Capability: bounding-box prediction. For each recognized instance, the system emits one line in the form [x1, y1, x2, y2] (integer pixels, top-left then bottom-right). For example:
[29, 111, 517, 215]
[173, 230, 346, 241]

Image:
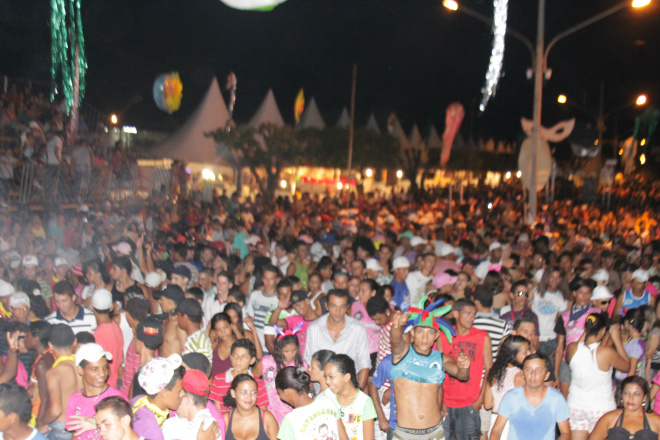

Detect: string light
[50, 0, 87, 114]
[479, 0, 508, 112]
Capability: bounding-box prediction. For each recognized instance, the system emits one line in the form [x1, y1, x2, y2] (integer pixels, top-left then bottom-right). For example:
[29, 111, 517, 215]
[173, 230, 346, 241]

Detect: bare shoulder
[647, 412, 660, 430]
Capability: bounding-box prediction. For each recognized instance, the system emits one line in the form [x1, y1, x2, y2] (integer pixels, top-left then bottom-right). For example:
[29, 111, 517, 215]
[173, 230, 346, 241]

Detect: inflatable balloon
[218, 0, 287, 11]
[153, 72, 183, 114]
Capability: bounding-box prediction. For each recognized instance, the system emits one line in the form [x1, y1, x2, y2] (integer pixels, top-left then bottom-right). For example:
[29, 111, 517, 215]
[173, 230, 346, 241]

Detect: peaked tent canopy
[409, 124, 422, 147]
[427, 126, 442, 149]
[147, 78, 231, 164]
[365, 113, 380, 133]
[250, 89, 284, 128]
[336, 107, 350, 128]
[298, 97, 326, 130]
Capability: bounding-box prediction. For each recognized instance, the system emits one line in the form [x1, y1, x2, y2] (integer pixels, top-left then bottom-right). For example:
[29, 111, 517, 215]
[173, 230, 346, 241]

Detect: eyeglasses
[515, 291, 529, 297]
[599, 300, 611, 305]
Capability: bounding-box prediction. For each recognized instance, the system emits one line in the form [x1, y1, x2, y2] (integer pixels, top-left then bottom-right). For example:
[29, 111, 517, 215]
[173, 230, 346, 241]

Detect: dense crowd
[1, 182, 660, 440]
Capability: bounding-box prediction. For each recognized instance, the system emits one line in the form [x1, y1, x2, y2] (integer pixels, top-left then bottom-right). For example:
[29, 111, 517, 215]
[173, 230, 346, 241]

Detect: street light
[557, 95, 567, 104]
[443, 0, 458, 10]
[365, 168, 373, 178]
[637, 94, 647, 106]
[445, 0, 650, 223]
[110, 114, 118, 125]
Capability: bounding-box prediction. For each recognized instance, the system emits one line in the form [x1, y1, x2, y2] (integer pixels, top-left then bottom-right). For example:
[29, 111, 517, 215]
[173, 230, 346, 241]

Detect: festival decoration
[294, 88, 305, 124]
[273, 322, 304, 341]
[479, 0, 508, 112]
[406, 297, 456, 343]
[225, 72, 237, 130]
[50, 0, 87, 115]
[441, 103, 465, 167]
[218, 0, 287, 11]
[153, 72, 183, 114]
[518, 118, 574, 192]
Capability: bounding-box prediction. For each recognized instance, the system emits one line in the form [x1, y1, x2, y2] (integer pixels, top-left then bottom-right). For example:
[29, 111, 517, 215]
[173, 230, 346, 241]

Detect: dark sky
[1, 0, 658, 141]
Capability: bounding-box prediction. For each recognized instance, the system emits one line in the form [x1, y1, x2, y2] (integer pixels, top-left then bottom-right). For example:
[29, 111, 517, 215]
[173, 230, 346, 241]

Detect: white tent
[298, 97, 326, 130]
[427, 126, 442, 149]
[250, 89, 284, 128]
[148, 78, 230, 164]
[409, 124, 422, 147]
[365, 113, 380, 133]
[389, 115, 411, 150]
[336, 107, 350, 128]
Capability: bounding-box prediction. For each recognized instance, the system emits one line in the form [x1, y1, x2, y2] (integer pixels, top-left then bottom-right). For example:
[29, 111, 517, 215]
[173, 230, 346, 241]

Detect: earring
[643, 402, 647, 407]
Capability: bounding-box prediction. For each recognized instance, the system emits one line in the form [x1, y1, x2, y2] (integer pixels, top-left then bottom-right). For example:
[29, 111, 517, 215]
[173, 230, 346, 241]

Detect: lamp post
[444, 0, 650, 223]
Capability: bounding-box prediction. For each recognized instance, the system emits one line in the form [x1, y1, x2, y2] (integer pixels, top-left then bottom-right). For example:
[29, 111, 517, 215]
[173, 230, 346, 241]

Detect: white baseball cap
[365, 258, 383, 272]
[22, 255, 39, 267]
[591, 286, 614, 301]
[0, 280, 15, 297]
[75, 343, 113, 366]
[489, 242, 502, 252]
[439, 244, 457, 257]
[138, 354, 183, 395]
[592, 269, 609, 284]
[392, 256, 411, 270]
[54, 257, 68, 268]
[632, 269, 650, 283]
[410, 236, 428, 248]
[91, 288, 113, 310]
[145, 272, 163, 289]
[9, 291, 30, 308]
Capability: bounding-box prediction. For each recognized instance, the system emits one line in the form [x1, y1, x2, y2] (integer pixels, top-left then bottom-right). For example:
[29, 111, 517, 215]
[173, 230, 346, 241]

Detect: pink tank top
[491, 366, 521, 413]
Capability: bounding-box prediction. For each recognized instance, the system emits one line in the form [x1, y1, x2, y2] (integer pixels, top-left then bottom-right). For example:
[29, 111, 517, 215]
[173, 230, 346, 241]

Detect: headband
[274, 322, 304, 341]
[405, 296, 456, 344]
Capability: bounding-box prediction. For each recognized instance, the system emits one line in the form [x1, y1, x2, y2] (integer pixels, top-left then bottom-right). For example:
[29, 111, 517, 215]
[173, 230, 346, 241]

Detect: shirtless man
[158, 284, 187, 358]
[390, 309, 470, 440]
[38, 324, 81, 440]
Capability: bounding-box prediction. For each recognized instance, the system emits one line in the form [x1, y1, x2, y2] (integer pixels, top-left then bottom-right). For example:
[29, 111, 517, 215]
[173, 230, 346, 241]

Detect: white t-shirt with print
[532, 290, 568, 341]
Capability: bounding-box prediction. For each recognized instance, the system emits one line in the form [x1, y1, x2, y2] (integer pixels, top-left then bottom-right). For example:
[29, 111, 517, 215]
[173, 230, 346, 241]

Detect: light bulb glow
[110, 114, 118, 124]
[505, 171, 511, 179]
[557, 95, 567, 104]
[637, 95, 647, 105]
[632, 0, 651, 8]
[201, 169, 215, 181]
[280, 179, 287, 188]
[641, 139, 647, 146]
[396, 170, 403, 179]
[337, 182, 343, 190]
[365, 168, 373, 178]
[443, 0, 458, 10]
[640, 153, 646, 165]
[516, 170, 522, 178]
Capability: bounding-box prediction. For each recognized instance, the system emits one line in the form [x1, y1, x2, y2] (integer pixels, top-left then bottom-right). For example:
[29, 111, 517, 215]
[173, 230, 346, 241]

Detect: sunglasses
[515, 290, 529, 297]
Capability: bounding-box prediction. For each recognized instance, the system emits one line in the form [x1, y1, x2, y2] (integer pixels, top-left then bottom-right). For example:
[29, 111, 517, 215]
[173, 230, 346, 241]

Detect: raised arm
[390, 311, 411, 363]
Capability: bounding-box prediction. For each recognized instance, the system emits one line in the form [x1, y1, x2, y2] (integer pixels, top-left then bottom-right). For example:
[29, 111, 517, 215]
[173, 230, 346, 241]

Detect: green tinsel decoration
[50, 0, 87, 114]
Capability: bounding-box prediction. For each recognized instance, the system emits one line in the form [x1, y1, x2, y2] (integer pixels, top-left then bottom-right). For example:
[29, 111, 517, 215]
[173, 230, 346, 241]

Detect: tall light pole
[444, 0, 650, 223]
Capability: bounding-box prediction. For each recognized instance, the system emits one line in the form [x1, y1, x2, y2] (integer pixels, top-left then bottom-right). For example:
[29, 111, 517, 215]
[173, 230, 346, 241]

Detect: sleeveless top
[491, 366, 521, 413]
[211, 345, 233, 377]
[225, 408, 269, 440]
[619, 289, 651, 317]
[391, 344, 445, 385]
[308, 290, 323, 310]
[561, 306, 602, 359]
[608, 411, 658, 440]
[567, 342, 616, 411]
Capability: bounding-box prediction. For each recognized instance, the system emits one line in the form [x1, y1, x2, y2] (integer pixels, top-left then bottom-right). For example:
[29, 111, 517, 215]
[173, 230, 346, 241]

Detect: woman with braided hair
[566, 313, 630, 440]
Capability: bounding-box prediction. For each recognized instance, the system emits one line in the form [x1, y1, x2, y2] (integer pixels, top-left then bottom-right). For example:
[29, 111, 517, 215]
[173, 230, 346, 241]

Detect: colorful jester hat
[405, 295, 456, 343]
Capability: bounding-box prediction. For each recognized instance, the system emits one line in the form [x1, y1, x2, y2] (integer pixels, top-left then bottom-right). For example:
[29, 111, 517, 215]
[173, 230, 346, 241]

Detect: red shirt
[121, 341, 140, 396]
[438, 327, 488, 408]
[209, 370, 268, 413]
[94, 322, 124, 389]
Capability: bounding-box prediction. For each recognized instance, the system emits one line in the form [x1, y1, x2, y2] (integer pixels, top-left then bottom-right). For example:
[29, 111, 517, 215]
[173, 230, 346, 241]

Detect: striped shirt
[246, 290, 279, 353]
[183, 329, 213, 363]
[473, 311, 512, 361]
[46, 306, 97, 334]
[303, 314, 371, 373]
[377, 321, 394, 364]
[121, 341, 140, 396]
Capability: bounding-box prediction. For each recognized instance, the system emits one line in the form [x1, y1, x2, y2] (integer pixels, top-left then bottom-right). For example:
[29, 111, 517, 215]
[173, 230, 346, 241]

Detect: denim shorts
[442, 405, 481, 440]
[47, 422, 72, 440]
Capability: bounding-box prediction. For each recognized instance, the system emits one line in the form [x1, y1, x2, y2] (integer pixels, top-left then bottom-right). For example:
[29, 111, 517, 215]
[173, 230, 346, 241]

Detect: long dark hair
[617, 376, 650, 409]
[275, 366, 311, 394]
[326, 354, 359, 389]
[273, 334, 303, 371]
[487, 335, 529, 390]
[537, 267, 571, 300]
[210, 312, 234, 342]
[224, 302, 245, 337]
[222, 374, 257, 408]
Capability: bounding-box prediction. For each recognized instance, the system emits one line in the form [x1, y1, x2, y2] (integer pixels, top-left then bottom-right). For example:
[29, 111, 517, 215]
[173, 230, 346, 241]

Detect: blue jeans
[47, 422, 72, 440]
[442, 406, 481, 440]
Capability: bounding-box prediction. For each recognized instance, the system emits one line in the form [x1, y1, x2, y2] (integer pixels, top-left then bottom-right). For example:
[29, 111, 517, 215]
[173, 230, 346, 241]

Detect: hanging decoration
[50, 0, 88, 115]
[294, 88, 305, 124]
[225, 72, 237, 130]
[441, 103, 465, 167]
[218, 0, 287, 11]
[153, 72, 183, 114]
[479, 0, 508, 112]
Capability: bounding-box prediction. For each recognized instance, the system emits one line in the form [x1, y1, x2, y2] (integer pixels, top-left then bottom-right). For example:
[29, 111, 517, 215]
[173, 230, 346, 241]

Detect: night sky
[1, 0, 658, 142]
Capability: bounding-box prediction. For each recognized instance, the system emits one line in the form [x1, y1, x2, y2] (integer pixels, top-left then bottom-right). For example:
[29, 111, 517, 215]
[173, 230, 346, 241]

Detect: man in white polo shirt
[46, 281, 97, 334]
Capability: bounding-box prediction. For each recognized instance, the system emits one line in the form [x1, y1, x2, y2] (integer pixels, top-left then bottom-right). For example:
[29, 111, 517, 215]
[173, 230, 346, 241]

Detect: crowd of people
[0, 185, 659, 440]
[0, 83, 138, 204]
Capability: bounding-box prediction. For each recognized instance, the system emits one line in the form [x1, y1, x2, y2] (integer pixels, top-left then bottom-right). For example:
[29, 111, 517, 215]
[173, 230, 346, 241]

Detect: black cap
[290, 289, 308, 305]
[172, 265, 192, 280]
[136, 316, 164, 349]
[182, 352, 212, 377]
[160, 284, 185, 305]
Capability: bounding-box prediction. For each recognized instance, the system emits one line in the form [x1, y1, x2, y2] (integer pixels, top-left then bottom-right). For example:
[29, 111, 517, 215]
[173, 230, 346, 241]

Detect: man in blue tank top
[390, 303, 471, 440]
